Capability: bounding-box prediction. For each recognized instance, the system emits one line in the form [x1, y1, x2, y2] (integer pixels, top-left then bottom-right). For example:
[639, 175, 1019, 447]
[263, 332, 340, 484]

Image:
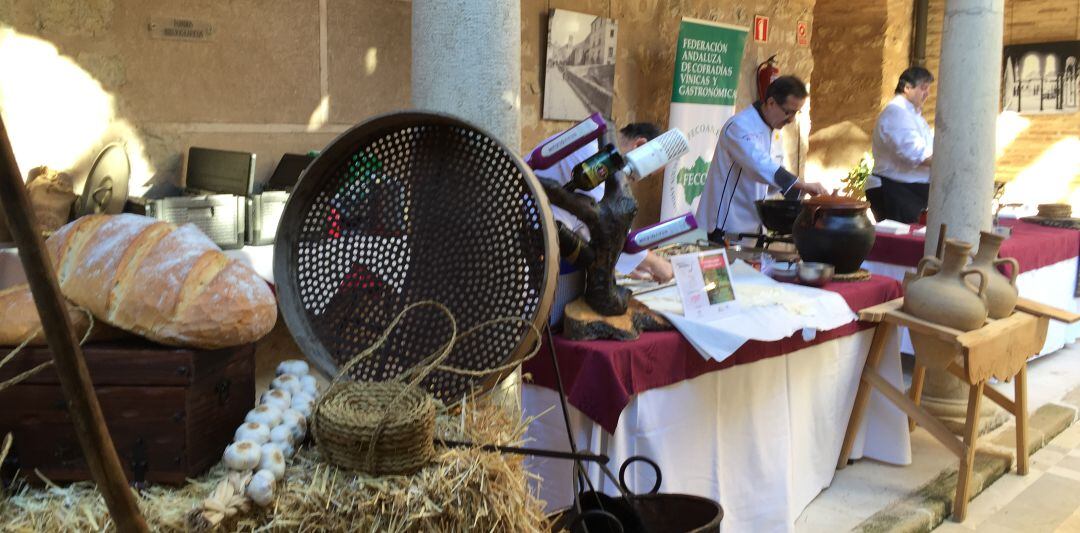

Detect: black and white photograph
[1002, 40, 1080, 115]
[542, 9, 618, 121]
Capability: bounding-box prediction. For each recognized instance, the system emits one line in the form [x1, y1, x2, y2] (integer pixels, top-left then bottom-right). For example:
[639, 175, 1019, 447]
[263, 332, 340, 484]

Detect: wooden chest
[0, 341, 254, 485]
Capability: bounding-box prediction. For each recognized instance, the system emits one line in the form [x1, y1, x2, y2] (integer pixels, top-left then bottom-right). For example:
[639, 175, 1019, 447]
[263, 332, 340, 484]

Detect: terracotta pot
[969, 231, 1019, 319]
[902, 239, 989, 369]
[792, 195, 875, 274]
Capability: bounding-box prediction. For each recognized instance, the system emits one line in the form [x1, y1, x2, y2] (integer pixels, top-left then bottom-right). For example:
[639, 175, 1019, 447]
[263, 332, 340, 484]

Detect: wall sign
[797, 21, 809, 46]
[148, 17, 214, 42]
[753, 15, 769, 43]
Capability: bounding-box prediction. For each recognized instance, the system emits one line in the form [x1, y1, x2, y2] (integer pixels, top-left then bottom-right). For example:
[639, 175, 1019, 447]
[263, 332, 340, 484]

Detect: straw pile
[0, 399, 552, 532]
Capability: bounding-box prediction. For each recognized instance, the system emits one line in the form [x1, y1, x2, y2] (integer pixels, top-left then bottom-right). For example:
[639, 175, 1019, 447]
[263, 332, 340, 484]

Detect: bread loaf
[0, 284, 90, 345]
[38, 213, 277, 349]
[0, 284, 125, 346]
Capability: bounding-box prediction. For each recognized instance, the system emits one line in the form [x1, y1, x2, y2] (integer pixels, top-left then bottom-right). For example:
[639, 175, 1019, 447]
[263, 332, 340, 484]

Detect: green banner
[670, 19, 746, 106]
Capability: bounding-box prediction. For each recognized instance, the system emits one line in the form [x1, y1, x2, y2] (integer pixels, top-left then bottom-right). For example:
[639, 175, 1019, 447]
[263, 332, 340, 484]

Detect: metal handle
[618, 455, 662, 496]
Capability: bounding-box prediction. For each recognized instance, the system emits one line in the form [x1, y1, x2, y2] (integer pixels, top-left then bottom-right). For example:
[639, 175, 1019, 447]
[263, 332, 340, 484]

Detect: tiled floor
[933, 422, 1080, 532]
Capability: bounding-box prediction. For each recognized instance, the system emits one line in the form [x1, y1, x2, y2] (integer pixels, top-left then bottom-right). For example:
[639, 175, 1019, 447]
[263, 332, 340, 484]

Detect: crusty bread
[0, 284, 110, 346]
[32, 213, 277, 349]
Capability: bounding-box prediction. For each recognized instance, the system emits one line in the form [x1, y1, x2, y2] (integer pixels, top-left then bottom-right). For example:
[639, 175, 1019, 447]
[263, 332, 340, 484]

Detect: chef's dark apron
[877, 175, 929, 224]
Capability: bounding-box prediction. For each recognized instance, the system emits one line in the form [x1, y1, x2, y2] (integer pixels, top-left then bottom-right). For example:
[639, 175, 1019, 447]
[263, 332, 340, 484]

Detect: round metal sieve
[273, 112, 557, 403]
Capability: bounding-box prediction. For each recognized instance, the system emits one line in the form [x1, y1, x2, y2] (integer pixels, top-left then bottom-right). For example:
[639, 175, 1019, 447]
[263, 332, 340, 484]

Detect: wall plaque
[148, 17, 214, 42]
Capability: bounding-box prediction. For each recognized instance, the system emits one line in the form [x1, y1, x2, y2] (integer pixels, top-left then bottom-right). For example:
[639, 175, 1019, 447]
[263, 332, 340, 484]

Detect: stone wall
[810, 0, 1080, 209]
[924, 0, 1080, 208]
[0, 0, 411, 192]
[0, 0, 814, 228]
[806, 0, 912, 191]
[522, 0, 816, 227]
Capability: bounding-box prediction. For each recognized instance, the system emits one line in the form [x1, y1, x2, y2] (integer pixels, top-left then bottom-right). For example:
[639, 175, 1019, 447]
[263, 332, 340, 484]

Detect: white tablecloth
[523, 327, 909, 533]
[863, 256, 1080, 355]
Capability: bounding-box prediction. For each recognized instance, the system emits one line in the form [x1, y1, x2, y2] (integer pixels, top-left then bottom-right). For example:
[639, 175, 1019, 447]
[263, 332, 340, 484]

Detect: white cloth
[871, 95, 933, 184]
[863, 256, 1080, 355]
[530, 135, 647, 274]
[696, 105, 793, 236]
[637, 261, 857, 362]
[523, 327, 910, 533]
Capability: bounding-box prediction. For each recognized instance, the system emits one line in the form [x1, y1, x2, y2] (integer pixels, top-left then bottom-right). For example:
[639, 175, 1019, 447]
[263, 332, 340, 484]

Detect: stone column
[412, 1, 523, 413]
[411, 0, 521, 149]
[920, 0, 1004, 432]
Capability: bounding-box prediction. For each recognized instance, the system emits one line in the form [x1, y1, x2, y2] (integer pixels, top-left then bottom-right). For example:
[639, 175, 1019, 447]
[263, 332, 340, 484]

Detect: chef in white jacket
[870, 66, 934, 223]
[696, 76, 827, 243]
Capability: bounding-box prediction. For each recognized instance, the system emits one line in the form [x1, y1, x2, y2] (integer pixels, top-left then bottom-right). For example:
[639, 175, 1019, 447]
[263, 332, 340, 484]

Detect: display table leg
[837, 323, 892, 470]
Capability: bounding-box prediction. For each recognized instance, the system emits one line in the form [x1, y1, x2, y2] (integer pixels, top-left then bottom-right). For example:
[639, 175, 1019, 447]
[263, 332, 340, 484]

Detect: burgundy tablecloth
[865, 220, 1080, 275]
[524, 275, 903, 433]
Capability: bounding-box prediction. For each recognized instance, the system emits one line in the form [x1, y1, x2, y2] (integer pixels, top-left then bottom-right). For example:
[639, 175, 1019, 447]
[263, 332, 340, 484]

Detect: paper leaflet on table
[670, 248, 739, 321]
[637, 260, 858, 363]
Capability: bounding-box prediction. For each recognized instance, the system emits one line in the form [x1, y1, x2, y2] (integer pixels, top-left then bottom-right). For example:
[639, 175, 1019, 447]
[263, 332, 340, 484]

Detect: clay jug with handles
[902, 239, 989, 369]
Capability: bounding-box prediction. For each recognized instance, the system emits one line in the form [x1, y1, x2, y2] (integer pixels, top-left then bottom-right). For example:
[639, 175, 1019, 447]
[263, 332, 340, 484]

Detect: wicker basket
[313, 381, 436, 476]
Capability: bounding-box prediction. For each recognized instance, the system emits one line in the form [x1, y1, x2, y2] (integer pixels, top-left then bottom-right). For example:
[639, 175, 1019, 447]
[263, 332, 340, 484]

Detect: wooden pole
[0, 116, 148, 531]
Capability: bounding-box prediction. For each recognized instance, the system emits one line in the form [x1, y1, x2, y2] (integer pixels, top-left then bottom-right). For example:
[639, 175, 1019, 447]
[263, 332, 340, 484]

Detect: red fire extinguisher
[756, 55, 780, 102]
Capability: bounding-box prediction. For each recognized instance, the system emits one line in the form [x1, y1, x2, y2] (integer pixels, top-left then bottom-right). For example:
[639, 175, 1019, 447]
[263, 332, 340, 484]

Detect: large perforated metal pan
[274, 112, 558, 403]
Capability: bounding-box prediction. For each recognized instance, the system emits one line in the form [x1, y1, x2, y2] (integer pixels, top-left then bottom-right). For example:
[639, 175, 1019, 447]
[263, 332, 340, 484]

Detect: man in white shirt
[696, 76, 827, 243]
[870, 67, 935, 223]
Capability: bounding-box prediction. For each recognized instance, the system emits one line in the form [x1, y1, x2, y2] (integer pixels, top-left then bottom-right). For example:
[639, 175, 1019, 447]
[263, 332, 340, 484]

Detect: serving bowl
[797, 261, 834, 287]
[770, 261, 799, 282]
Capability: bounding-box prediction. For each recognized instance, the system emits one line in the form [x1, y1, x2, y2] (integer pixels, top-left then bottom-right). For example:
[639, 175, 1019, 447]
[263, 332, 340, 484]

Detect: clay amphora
[969, 231, 1019, 319]
[902, 239, 989, 369]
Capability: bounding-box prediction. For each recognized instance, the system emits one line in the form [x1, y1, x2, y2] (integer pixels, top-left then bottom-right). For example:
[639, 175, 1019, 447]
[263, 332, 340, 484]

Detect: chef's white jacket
[695, 104, 795, 237]
[870, 95, 933, 185]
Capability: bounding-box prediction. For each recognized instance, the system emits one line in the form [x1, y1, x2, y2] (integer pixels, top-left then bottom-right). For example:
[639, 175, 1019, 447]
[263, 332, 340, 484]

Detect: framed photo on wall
[542, 9, 618, 121]
[1002, 40, 1080, 115]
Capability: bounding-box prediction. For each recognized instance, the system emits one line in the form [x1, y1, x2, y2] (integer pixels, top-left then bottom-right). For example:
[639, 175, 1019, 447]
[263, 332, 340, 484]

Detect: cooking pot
[792, 195, 875, 274]
[754, 199, 802, 235]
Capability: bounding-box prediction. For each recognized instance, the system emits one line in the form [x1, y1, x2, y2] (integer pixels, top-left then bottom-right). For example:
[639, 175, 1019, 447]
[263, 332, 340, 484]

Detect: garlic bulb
[270, 424, 294, 448]
[292, 391, 315, 409]
[246, 469, 276, 507]
[258, 443, 286, 480]
[244, 405, 282, 427]
[276, 360, 310, 377]
[235, 422, 270, 444]
[300, 375, 319, 396]
[281, 409, 307, 442]
[291, 399, 313, 419]
[222, 440, 262, 471]
[261, 389, 292, 411]
[271, 374, 304, 396]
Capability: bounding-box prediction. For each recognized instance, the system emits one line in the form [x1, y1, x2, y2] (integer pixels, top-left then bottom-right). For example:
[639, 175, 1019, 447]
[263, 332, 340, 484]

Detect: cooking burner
[736, 232, 793, 250]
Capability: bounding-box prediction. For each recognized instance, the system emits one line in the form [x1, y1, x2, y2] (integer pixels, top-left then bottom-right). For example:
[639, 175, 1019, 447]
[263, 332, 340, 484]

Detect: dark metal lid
[75, 143, 130, 217]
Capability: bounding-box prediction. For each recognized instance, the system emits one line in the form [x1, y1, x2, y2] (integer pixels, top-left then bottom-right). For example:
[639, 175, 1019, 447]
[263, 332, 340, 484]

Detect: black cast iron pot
[754, 198, 802, 235]
[792, 195, 875, 274]
[549, 493, 723, 533]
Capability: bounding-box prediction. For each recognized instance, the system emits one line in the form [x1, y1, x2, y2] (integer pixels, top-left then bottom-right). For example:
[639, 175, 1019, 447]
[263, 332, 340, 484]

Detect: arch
[1043, 53, 1060, 110]
[1019, 52, 1042, 113]
[1065, 56, 1078, 110]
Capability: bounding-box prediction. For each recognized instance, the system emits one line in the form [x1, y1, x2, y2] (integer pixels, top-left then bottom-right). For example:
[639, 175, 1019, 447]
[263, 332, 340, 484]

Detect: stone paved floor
[933, 421, 1080, 533]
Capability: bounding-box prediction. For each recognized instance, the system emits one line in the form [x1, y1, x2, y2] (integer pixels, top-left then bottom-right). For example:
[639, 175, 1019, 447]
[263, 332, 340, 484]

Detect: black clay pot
[754, 199, 802, 235]
[792, 196, 875, 274]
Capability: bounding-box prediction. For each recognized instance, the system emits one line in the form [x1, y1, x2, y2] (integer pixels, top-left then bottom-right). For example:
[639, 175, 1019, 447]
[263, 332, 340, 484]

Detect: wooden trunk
[0, 341, 254, 485]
